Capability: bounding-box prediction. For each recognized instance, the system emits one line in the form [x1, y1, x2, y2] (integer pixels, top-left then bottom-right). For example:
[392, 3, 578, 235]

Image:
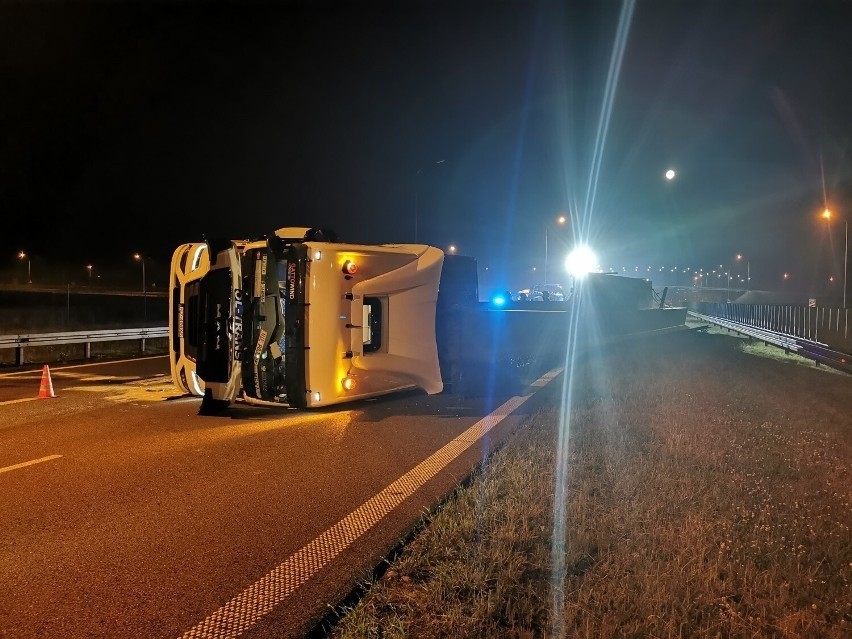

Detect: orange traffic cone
[37, 365, 56, 399]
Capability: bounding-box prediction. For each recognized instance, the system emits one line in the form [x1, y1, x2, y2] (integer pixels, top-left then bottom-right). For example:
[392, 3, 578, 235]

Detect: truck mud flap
[198, 388, 231, 415]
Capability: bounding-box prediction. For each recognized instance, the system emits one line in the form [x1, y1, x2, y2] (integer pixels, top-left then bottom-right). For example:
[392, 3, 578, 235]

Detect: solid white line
[0, 454, 62, 475]
[0, 397, 40, 406]
[0, 355, 168, 377]
[180, 367, 563, 639]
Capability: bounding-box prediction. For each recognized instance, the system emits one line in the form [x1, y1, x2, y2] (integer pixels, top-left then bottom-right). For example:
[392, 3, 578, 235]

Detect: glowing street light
[133, 253, 147, 322]
[544, 214, 568, 285]
[447, 245, 457, 254]
[820, 208, 847, 308]
[664, 168, 676, 181]
[86, 264, 93, 283]
[736, 253, 750, 291]
[17, 250, 31, 284]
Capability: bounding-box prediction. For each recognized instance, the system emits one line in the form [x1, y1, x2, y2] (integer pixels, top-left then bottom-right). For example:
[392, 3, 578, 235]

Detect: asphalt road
[0, 356, 561, 638]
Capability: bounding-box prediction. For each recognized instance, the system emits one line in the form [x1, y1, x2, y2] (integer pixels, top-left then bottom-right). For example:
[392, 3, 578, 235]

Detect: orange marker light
[342, 377, 355, 391]
[342, 260, 358, 275]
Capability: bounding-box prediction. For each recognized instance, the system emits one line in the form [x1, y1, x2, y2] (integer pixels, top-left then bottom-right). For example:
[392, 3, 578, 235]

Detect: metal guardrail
[692, 302, 851, 353]
[0, 326, 168, 366]
[690, 311, 852, 375]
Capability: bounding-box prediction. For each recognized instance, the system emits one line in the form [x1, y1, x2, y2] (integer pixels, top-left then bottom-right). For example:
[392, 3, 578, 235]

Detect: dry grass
[331, 330, 852, 638]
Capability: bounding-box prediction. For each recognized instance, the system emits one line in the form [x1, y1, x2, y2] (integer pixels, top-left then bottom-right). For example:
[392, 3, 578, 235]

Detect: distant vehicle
[516, 284, 565, 302]
[169, 227, 447, 410]
[516, 288, 543, 301]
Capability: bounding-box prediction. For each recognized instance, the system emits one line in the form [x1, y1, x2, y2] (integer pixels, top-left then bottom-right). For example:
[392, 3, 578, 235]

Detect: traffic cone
[37, 365, 56, 399]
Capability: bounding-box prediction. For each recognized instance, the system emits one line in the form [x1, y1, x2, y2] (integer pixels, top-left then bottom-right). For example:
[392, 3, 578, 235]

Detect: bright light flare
[565, 246, 598, 278]
[665, 168, 676, 180]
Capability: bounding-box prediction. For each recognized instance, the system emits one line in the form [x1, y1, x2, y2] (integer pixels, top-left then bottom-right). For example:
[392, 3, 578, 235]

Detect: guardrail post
[84, 341, 91, 359]
[141, 338, 146, 353]
[16, 346, 24, 366]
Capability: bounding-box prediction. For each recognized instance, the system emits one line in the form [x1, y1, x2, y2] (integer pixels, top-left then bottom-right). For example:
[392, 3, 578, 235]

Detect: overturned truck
[168, 227, 686, 412]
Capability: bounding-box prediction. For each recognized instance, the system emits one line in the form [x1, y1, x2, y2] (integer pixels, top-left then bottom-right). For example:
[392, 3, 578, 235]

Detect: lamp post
[414, 159, 446, 243]
[86, 264, 93, 284]
[17, 250, 31, 284]
[133, 253, 147, 322]
[821, 209, 847, 308]
[736, 253, 750, 291]
[544, 215, 567, 286]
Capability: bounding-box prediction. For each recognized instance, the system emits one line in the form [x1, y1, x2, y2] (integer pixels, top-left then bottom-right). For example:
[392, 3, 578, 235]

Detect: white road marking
[180, 367, 563, 639]
[0, 397, 40, 406]
[0, 454, 62, 475]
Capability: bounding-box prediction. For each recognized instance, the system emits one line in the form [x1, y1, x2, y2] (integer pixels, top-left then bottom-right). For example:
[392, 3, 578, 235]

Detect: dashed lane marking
[0, 454, 62, 475]
[180, 367, 563, 639]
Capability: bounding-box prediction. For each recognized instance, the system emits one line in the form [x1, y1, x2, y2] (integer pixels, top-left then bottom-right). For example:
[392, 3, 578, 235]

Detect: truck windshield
[239, 242, 308, 407]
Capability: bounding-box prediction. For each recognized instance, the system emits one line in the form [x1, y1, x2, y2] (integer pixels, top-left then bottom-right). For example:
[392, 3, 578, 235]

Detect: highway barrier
[692, 302, 851, 354]
[690, 311, 852, 375]
[0, 327, 168, 366]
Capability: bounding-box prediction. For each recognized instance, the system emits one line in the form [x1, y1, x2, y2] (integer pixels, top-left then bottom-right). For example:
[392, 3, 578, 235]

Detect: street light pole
[414, 159, 445, 244]
[17, 250, 31, 283]
[821, 209, 847, 308]
[544, 228, 548, 285]
[843, 219, 849, 309]
[134, 253, 147, 323]
[544, 215, 567, 286]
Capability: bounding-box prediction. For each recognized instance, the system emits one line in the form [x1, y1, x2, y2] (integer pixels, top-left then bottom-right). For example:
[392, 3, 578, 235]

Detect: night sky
[2, 0, 851, 294]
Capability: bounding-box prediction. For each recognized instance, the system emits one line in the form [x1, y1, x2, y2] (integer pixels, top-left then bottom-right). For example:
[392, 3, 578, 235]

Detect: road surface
[0, 356, 560, 638]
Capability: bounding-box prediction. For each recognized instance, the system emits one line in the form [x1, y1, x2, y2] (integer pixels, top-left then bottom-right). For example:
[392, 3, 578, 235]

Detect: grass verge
[330, 329, 851, 638]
